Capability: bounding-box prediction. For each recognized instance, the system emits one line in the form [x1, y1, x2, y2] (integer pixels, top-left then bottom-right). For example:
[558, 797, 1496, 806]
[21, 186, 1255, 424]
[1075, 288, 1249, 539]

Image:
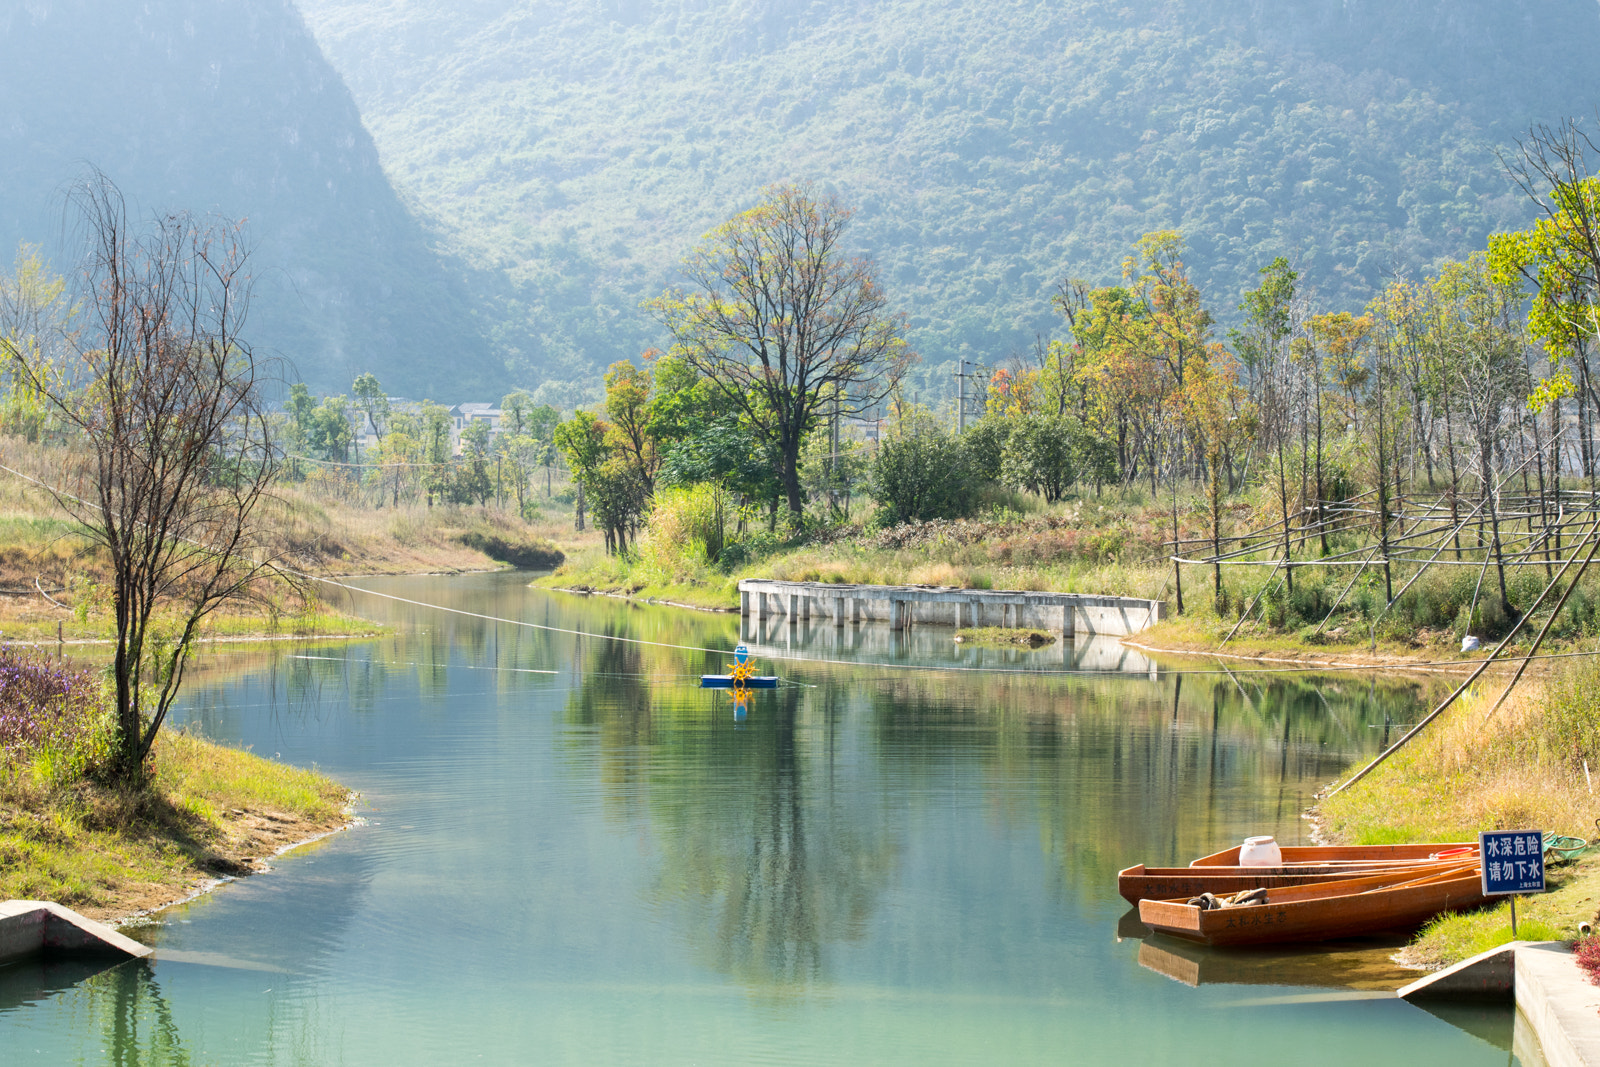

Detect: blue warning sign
[1479, 830, 1545, 896]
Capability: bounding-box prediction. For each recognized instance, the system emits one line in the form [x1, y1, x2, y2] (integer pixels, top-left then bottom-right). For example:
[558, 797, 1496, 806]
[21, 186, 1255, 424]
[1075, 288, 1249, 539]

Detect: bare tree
[0, 172, 286, 781]
[650, 183, 913, 520]
[1427, 254, 1531, 618]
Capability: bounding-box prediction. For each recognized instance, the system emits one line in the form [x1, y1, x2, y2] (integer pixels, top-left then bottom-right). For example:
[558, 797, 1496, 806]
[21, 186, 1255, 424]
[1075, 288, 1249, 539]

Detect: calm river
[0, 571, 1524, 1064]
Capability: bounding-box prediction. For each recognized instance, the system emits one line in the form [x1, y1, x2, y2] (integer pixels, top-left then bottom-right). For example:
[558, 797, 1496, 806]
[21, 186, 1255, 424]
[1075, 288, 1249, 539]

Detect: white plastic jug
[1238, 835, 1282, 867]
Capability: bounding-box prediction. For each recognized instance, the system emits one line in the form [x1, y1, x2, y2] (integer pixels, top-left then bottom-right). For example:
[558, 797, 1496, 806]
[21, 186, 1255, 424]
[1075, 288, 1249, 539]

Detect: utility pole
[957, 359, 966, 433]
[955, 359, 986, 432]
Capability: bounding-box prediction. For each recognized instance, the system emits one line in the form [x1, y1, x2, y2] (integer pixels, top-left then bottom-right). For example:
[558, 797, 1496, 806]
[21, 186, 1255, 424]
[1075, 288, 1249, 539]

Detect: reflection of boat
[1116, 862, 1458, 905]
[1137, 935, 1416, 990]
[1189, 842, 1476, 867]
[1116, 907, 1151, 940]
[1138, 863, 1485, 946]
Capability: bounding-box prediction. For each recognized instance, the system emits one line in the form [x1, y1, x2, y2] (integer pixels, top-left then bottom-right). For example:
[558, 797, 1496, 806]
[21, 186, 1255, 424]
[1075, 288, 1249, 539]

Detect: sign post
[1479, 829, 1545, 938]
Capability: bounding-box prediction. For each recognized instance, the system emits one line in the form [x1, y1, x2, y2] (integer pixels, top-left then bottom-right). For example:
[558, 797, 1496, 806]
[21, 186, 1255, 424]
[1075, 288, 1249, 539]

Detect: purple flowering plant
[0, 647, 111, 775]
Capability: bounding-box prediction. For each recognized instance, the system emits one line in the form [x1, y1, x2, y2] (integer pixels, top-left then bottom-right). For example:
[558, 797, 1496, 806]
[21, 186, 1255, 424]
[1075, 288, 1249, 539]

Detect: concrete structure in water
[736, 579, 1166, 636]
[1398, 940, 1600, 1066]
[0, 900, 151, 965]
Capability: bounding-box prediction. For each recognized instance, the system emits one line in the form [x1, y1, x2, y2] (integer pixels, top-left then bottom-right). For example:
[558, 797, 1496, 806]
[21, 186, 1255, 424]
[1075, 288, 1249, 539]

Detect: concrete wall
[737, 580, 1166, 637]
[0, 900, 151, 964]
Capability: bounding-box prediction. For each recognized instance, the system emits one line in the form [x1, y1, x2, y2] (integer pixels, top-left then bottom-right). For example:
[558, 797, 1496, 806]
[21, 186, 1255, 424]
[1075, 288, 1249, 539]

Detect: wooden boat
[1137, 862, 1486, 947]
[1116, 860, 1462, 905]
[1189, 842, 1476, 867]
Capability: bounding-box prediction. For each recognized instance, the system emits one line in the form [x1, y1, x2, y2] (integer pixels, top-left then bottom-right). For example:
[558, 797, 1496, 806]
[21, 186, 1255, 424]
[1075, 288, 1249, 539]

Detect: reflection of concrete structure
[737, 611, 1158, 675]
[737, 579, 1165, 636]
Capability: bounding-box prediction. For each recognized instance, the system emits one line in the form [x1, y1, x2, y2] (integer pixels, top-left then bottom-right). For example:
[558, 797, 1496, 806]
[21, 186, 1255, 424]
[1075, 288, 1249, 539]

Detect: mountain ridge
[295, 0, 1600, 399]
[0, 0, 507, 401]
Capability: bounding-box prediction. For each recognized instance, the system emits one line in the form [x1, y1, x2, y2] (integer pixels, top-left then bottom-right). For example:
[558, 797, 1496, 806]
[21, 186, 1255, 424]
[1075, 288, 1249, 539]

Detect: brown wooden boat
[1116, 859, 1461, 905]
[1189, 842, 1476, 867]
[1137, 862, 1486, 946]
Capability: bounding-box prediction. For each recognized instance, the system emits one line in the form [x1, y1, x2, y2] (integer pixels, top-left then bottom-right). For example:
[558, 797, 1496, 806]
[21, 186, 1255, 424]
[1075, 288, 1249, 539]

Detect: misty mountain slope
[0, 0, 506, 400]
[299, 0, 1600, 393]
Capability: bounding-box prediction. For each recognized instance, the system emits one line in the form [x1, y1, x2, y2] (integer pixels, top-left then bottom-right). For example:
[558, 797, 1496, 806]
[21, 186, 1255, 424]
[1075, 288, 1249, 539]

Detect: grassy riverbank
[1, 730, 351, 922]
[541, 486, 1597, 669]
[0, 648, 350, 923]
[1317, 666, 1600, 967]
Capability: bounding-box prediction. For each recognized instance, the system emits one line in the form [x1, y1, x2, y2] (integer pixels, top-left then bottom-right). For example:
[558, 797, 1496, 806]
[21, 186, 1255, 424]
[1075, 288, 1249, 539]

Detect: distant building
[452, 403, 503, 434]
[339, 397, 507, 459]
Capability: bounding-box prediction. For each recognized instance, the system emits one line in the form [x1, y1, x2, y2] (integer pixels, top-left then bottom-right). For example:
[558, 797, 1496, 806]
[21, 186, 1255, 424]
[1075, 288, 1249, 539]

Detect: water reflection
[563, 637, 898, 993]
[544, 590, 1433, 996]
[1134, 935, 1419, 992]
[0, 960, 195, 1065]
[2, 574, 1510, 1065]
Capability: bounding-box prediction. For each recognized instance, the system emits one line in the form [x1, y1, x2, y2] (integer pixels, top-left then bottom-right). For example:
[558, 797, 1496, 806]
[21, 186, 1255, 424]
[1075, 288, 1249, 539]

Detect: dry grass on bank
[760, 548, 1171, 599]
[264, 489, 574, 576]
[1320, 676, 1597, 843]
[0, 447, 579, 641]
[953, 627, 1058, 647]
[1319, 667, 1600, 966]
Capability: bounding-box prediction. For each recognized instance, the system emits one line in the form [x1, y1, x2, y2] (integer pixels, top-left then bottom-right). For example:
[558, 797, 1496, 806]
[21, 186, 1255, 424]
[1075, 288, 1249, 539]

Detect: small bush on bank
[870, 414, 981, 524]
[1575, 936, 1600, 984]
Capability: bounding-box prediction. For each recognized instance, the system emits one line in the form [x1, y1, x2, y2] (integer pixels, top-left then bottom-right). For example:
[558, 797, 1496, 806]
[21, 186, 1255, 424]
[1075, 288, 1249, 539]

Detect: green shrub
[870, 413, 981, 524]
[999, 414, 1076, 503]
[961, 414, 1012, 483]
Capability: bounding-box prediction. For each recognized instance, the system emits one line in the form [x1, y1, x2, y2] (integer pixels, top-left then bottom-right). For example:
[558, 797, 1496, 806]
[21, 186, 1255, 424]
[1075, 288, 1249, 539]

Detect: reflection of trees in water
[865, 668, 1436, 901]
[567, 660, 898, 992]
[38, 961, 195, 1067]
[653, 687, 897, 992]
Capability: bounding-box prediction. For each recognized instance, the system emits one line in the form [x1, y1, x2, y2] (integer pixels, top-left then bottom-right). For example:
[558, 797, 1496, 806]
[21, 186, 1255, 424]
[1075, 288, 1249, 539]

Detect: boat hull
[1115, 862, 1456, 905]
[1137, 865, 1486, 946]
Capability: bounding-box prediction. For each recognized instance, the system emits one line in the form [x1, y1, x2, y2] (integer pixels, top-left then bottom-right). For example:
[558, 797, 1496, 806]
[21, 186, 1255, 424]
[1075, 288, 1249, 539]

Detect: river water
[0, 571, 1524, 1064]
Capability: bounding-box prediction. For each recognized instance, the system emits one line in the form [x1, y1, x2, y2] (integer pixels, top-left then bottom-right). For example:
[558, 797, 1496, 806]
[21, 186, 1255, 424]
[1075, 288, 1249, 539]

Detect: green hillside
[296, 0, 1600, 399]
[0, 0, 507, 401]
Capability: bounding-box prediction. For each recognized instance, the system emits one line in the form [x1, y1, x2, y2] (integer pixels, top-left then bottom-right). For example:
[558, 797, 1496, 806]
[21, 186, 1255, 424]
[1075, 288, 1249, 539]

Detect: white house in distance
[453, 403, 503, 439]
[354, 400, 506, 458]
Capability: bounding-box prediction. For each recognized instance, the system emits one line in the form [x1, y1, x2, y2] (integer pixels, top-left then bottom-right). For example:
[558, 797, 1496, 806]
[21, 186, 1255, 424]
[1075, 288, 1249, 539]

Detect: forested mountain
[0, 0, 505, 400]
[295, 0, 1600, 400]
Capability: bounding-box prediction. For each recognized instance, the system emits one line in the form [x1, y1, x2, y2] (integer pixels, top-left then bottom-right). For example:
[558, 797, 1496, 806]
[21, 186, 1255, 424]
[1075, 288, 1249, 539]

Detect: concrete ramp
[1397, 940, 1524, 1002]
[0, 900, 152, 963]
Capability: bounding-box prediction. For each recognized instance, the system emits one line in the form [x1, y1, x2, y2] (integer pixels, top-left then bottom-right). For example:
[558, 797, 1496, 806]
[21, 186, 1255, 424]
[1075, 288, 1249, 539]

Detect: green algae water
[0, 572, 1526, 1064]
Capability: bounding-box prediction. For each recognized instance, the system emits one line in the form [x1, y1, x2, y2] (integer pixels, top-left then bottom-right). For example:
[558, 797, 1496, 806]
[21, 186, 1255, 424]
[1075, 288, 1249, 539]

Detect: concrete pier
[736, 579, 1165, 636]
[1396, 940, 1600, 1066]
[1516, 942, 1600, 1067]
[0, 900, 151, 963]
